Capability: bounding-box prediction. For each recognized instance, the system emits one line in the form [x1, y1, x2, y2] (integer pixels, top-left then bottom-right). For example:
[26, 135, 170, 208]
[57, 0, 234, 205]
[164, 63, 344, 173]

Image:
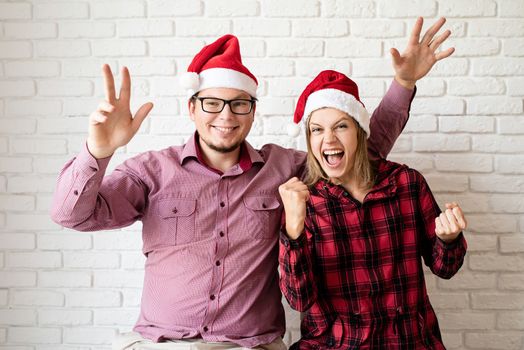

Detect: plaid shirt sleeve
[416, 171, 467, 279]
[279, 223, 318, 312]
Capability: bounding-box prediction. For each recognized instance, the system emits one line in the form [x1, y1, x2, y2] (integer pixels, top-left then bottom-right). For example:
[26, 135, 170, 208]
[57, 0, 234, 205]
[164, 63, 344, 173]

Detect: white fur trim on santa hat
[183, 68, 257, 98]
[287, 123, 301, 137]
[302, 88, 370, 137]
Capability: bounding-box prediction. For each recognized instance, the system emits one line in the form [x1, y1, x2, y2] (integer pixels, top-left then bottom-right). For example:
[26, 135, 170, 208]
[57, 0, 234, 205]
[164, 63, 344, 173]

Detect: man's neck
[199, 141, 241, 173]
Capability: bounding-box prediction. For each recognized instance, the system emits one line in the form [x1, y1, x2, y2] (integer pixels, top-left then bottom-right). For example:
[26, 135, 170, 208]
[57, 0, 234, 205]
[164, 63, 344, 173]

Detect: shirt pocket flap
[243, 196, 280, 211]
[157, 198, 197, 218]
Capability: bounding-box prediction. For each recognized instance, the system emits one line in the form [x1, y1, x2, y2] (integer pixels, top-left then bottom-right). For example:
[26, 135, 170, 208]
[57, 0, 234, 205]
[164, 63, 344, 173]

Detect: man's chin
[206, 141, 242, 154]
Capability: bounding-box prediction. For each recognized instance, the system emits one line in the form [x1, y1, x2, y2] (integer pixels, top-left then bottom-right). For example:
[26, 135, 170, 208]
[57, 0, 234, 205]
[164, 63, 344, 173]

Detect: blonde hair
[303, 112, 375, 190]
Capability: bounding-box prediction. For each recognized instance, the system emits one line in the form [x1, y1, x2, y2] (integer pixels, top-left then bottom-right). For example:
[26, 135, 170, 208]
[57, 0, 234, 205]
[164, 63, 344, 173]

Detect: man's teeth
[214, 126, 235, 132]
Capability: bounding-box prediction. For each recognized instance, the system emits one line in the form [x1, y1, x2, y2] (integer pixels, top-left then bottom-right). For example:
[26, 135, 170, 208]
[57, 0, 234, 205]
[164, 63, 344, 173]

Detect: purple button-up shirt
[50, 80, 414, 347]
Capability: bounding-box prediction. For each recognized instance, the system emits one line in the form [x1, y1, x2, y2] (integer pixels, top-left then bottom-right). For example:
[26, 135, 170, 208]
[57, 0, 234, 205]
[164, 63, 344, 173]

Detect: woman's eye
[336, 124, 347, 129]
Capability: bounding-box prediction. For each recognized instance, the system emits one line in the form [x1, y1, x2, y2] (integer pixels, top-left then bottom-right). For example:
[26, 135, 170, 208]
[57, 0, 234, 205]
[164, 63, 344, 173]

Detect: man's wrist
[394, 76, 416, 90]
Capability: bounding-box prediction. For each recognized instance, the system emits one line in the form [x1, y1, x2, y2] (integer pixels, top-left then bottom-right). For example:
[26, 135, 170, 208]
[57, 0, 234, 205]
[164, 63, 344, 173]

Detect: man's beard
[201, 136, 242, 154]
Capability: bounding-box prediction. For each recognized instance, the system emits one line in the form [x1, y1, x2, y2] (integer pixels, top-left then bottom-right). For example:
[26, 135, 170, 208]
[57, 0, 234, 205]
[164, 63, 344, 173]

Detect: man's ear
[188, 99, 195, 121]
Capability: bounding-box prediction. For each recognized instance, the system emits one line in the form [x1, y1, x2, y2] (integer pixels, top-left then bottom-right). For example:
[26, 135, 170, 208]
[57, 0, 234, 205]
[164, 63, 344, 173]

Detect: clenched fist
[435, 202, 467, 243]
[278, 177, 310, 240]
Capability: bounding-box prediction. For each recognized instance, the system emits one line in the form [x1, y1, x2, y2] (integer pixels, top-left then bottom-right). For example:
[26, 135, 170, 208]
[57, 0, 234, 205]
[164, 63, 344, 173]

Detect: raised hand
[390, 17, 455, 89]
[435, 202, 467, 243]
[278, 177, 310, 240]
[87, 64, 153, 159]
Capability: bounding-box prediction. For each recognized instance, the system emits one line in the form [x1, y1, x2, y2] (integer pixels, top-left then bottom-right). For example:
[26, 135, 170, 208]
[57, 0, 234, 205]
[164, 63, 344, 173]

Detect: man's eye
[232, 100, 249, 107]
[205, 101, 220, 107]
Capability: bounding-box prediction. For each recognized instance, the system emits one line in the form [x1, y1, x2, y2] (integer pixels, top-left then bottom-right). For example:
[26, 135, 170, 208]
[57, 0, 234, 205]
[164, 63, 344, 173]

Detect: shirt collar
[181, 132, 264, 174]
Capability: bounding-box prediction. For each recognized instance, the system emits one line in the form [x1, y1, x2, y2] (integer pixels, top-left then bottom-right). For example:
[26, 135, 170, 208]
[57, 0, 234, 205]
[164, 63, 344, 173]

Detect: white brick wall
[0, 0, 523, 348]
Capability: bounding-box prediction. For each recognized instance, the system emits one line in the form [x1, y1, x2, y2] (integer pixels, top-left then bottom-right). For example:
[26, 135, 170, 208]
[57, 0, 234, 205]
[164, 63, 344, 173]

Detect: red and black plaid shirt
[279, 160, 467, 349]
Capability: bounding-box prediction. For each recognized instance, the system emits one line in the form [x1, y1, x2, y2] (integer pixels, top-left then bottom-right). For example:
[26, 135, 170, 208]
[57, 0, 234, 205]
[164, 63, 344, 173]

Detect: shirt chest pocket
[243, 196, 281, 240]
[155, 198, 197, 245]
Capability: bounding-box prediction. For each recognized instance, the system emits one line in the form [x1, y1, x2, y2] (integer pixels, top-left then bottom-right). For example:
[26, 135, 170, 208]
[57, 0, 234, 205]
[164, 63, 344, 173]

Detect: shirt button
[220, 202, 225, 207]
[284, 240, 289, 247]
[210, 294, 215, 300]
[203, 326, 208, 332]
[73, 190, 79, 195]
[172, 208, 178, 214]
[215, 261, 221, 266]
[343, 191, 349, 197]
[262, 203, 267, 208]
[89, 166, 97, 172]
[219, 231, 225, 237]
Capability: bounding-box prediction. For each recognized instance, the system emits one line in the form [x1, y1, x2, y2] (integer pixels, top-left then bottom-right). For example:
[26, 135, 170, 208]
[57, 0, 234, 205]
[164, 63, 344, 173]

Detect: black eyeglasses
[192, 96, 257, 115]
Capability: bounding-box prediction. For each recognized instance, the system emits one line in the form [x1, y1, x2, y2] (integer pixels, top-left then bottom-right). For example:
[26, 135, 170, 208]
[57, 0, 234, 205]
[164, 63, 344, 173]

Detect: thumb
[132, 102, 154, 133]
[390, 47, 402, 67]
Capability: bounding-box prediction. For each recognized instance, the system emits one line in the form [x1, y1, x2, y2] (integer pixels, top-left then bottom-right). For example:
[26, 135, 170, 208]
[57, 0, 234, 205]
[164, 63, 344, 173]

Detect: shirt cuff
[280, 229, 306, 250]
[436, 232, 465, 250]
[77, 142, 111, 174]
[388, 78, 417, 110]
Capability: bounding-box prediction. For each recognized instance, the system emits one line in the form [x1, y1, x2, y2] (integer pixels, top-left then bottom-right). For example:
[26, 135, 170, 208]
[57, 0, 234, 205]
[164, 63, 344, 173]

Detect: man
[51, 17, 454, 350]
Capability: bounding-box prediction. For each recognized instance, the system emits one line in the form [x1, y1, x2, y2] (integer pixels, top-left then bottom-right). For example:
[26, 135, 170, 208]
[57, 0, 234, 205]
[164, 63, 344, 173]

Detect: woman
[278, 70, 467, 349]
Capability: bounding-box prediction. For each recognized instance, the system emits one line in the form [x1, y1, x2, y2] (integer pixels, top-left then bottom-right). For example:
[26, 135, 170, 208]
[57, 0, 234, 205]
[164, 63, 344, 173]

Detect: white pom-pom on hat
[179, 72, 200, 91]
[287, 123, 301, 138]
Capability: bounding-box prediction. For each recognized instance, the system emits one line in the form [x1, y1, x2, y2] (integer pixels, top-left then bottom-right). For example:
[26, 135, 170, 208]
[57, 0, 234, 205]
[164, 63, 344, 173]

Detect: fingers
[132, 102, 154, 133]
[429, 29, 451, 51]
[408, 17, 424, 46]
[444, 208, 460, 233]
[102, 64, 116, 103]
[435, 47, 455, 61]
[452, 206, 467, 229]
[389, 47, 402, 67]
[421, 17, 447, 45]
[119, 66, 131, 104]
[89, 111, 107, 125]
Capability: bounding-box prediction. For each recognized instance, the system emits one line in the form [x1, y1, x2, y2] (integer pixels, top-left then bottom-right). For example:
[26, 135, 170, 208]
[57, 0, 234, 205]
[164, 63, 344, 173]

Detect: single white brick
[465, 332, 522, 349]
[149, 38, 205, 57]
[263, 0, 319, 17]
[93, 232, 142, 251]
[496, 154, 524, 173]
[388, 154, 434, 172]
[7, 214, 60, 231]
[0, 271, 36, 287]
[429, 293, 469, 309]
[206, 0, 259, 16]
[411, 98, 465, 115]
[116, 58, 175, 77]
[38, 118, 87, 135]
[435, 154, 492, 173]
[122, 288, 142, 307]
[404, 115, 437, 133]
[379, 0, 436, 17]
[470, 253, 524, 271]
[39, 271, 91, 288]
[500, 235, 524, 253]
[0, 309, 35, 325]
[498, 311, 524, 329]
[472, 135, 524, 153]
[121, 251, 146, 270]
[440, 332, 463, 350]
[118, 20, 173, 37]
[322, 0, 375, 17]
[234, 19, 290, 37]
[268, 78, 311, 97]
[499, 273, 524, 290]
[67, 290, 121, 308]
[92, 40, 146, 57]
[149, 0, 203, 17]
[240, 39, 266, 58]
[413, 135, 470, 152]
[448, 77, 505, 96]
[36, 194, 53, 212]
[427, 58, 469, 77]
[506, 77, 524, 96]
[39, 309, 92, 326]
[296, 59, 350, 77]
[0, 80, 35, 97]
[35, 2, 88, 19]
[59, 21, 115, 38]
[439, 0, 496, 16]
[94, 271, 143, 288]
[0, 3, 31, 19]
[490, 194, 524, 213]
[499, 0, 524, 17]
[64, 252, 120, 269]
[7, 252, 61, 269]
[472, 292, 524, 310]
[425, 174, 468, 192]
[440, 116, 495, 133]
[356, 79, 385, 98]
[503, 38, 524, 57]
[0, 119, 36, 134]
[472, 58, 524, 76]
[466, 234, 497, 252]
[92, 1, 145, 18]
[468, 96, 522, 115]
[0, 41, 32, 59]
[11, 139, 67, 155]
[11, 290, 64, 306]
[94, 308, 139, 326]
[438, 312, 495, 330]
[8, 327, 61, 344]
[0, 157, 32, 173]
[36, 41, 91, 58]
[470, 20, 524, 37]
[351, 20, 404, 38]
[0, 138, 7, 153]
[64, 327, 114, 345]
[471, 175, 524, 193]
[0, 194, 34, 211]
[326, 39, 381, 58]
[4, 22, 57, 39]
[5, 61, 60, 78]
[175, 19, 231, 37]
[443, 20, 467, 37]
[150, 77, 182, 96]
[256, 97, 294, 115]
[413, 78, 445, 97]
[6, 99, 62, 116]
[294, 19, 348, 37]
[466, 214, 517, 233]
[352, 59, 392, 77]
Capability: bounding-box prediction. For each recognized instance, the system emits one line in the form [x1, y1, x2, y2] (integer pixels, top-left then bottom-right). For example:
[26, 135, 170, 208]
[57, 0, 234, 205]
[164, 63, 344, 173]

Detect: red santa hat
[179, 34, 258, 98]
[288, 70, 370, 138]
